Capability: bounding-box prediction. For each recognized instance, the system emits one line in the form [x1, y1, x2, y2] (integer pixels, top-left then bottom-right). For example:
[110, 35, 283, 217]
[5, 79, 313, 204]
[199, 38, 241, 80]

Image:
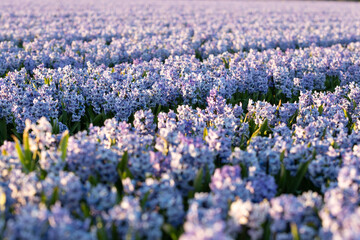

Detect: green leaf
[51, 119, 60, 134]
[203, 165, 211, 192]
[247, 127, 260, 145]
[48, 186, 59, 207]
[276, 99, 282, 110]
[122, 168, 134, 180]
[140, 191, 150, 210]
[86, 106, 96, 122]
[117, 151, 134, 180]
[287, 110, 298, 127]
[156, 104, 162, 116]
[39, 168, 47, 180]
[114, 176, 123, 203]
[343, 108, 350, 120]
[59, 111, 68, 125]
[111, 223, 119, 240]
[12, 136, 27, 172]
[96, 217, 108, 240]
[239, 162, 248, 178]
[324, 75, 341, 92]
[40, 192, 47, 205]
[312, 148, 317, 159]
[22, 130, 33, 170]
[22, 129, 30, 151]
[259, 119, 268, 135]
[70, 122, 80, 134]
[195, 49, 203, 61]
[193, 167, 204, 193]
[265, 88, 273, 102]
[275, 89, 283, 97]
[243, 113, 249, 123]
[290, 160, 311, 193]
[0, 118, 7, 144]
[44, 77, 52, 86]
[188, 167, 209, 199]
[93, 114, 104, 126]
[351, 122, 356, 131]
[203, 127, 208, 140]
[343, 108, 353, 134]
[11, 129, 22, 141]
[262, 220, 271, 240]
[221, 57, 230, 69]
[352, 99, 357, 109]
[162, 224, 180, 240]
[118, 151, 128, 173]
[88, 175, 98, 185]
[81, 202, 91, 218]
[318, 105, 324, 115]
[321, 128, 327, 140]
[279, 162, 287, 193]
[290, 223, 300, 240]
[58, 130, 69, 161]
[331, 141, 339, 149]
[280, 150, 285, 162]
[278, 150, 287, 193]
[248, 118, 257, 135]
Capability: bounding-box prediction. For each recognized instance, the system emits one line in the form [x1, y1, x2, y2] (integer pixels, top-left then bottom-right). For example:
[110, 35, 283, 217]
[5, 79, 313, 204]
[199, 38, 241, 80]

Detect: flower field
[1, 0, 360, 239]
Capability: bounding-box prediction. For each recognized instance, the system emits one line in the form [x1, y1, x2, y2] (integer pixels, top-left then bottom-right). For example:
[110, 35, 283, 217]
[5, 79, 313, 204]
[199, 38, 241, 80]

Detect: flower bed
[1, 0, 360, 239]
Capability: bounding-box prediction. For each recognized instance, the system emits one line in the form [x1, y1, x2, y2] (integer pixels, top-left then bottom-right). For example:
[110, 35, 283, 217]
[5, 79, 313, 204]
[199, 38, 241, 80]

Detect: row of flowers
[1, 42, 360, 137]
[1, 0, 360, 75]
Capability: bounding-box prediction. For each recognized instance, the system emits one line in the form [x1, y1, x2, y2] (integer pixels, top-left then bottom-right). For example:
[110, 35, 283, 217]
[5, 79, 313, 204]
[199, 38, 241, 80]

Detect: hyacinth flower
[11, 117, 69, 174]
